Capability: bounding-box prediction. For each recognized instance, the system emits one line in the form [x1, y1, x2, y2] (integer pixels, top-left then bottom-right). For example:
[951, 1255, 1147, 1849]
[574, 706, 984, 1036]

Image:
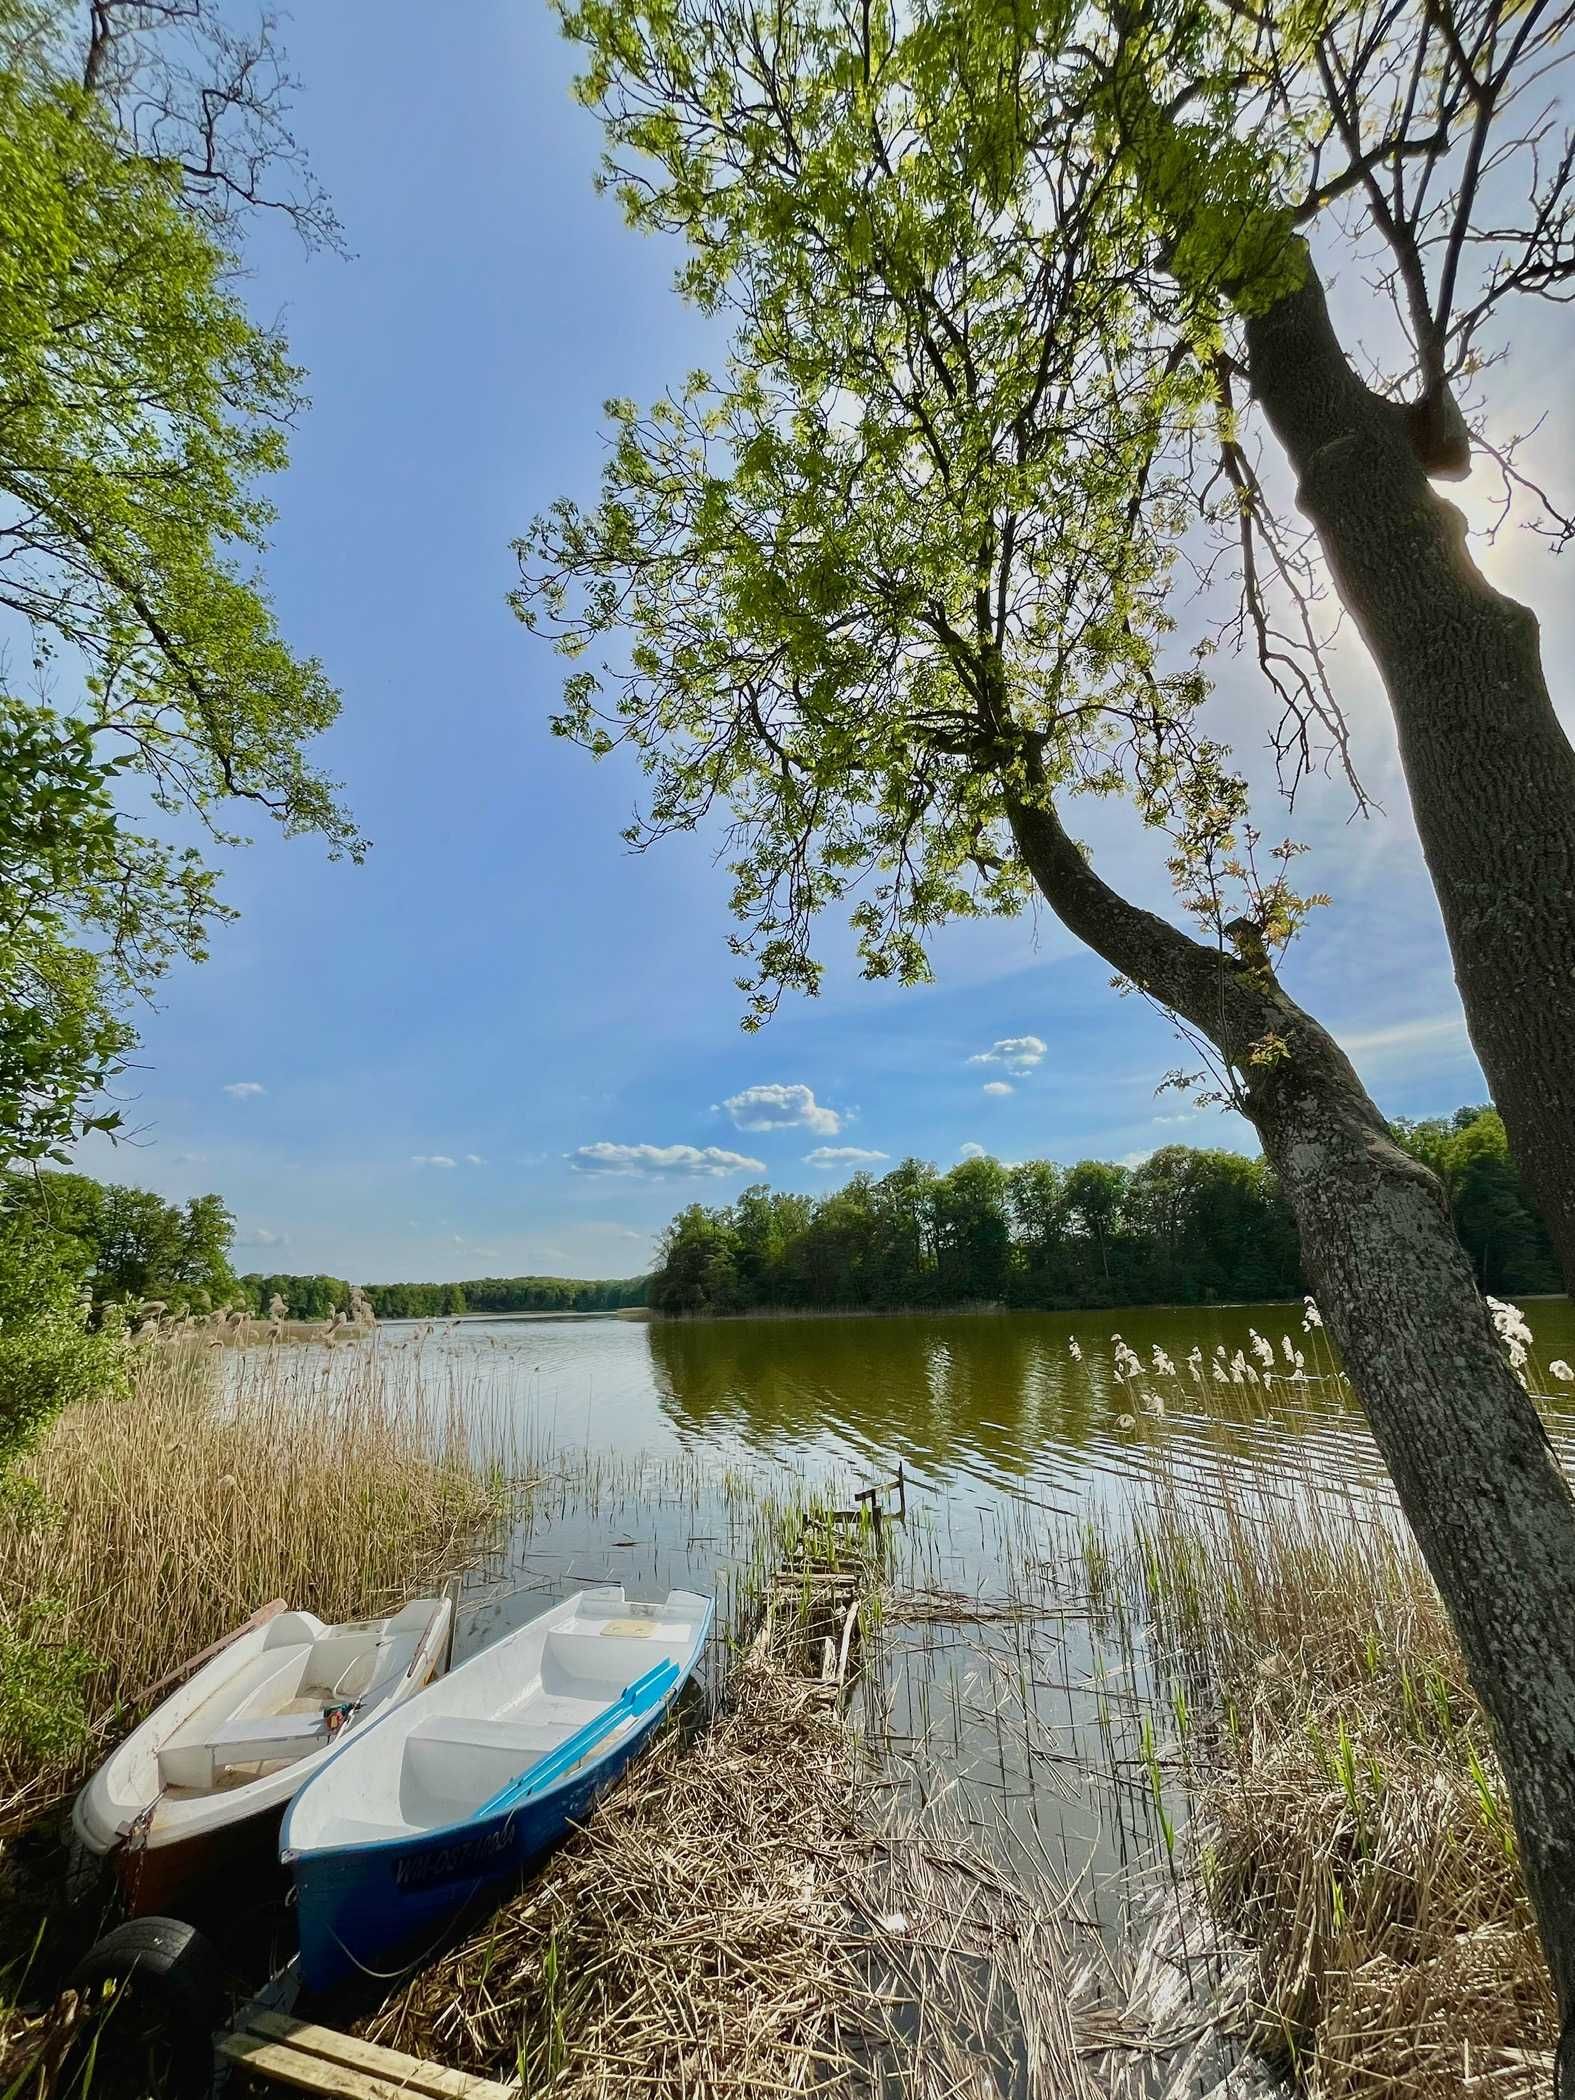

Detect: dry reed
[1124, 1484, 1559, 2099]
[365, 1650, 1133, 2100]
[0, 1339, 512, 1825]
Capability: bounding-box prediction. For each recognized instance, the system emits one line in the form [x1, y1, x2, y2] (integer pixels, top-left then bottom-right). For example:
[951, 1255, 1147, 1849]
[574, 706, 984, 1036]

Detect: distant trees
[238, 1274, 649, 1321]
[237, 1273, 352, 1323]
[650, 1112, 1547, 1317]
[1391, 1108, 1560, 1297]
[356, 1275, 647, 1320]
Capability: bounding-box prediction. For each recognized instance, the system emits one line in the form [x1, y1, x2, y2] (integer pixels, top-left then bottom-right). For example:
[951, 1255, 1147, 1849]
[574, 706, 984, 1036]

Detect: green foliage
[0, 1204, 125, 1472]
[240, 1272, 353, 1322]
[0, 9, 357, 1164]
[1, 1169, 239, 1316]
[650, 1145, 1299, 1314]
[253, 1273, 651, 1320]
[0, 1611, 95, 1771]
[0, 701, 138, 1162]
[519, 0, 1333, 1031]
[1391, 1107, 1559, 1295]
[649, 1111, 1550, 1316]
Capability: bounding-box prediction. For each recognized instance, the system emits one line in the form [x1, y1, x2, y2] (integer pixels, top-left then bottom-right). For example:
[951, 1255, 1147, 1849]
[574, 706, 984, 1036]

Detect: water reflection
[647, 1303, 1398, 1504]
[372, 1293, 1575, 1508]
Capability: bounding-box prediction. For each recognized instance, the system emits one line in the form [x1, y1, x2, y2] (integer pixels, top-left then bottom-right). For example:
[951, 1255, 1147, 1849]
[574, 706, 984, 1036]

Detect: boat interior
[291, 1590, 708, 1847]
[156, 1604, 437, 1795]
[397, 1625, 679, 1827]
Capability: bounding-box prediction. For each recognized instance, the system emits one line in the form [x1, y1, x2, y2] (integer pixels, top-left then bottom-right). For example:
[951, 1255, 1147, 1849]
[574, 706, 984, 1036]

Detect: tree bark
[1006, 784, 1575, 2041]
[1242, 257, 1575, 1292]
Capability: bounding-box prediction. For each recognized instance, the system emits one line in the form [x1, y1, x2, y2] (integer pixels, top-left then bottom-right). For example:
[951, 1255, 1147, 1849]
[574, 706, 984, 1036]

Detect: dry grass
[1123, 1487, 1559, 2100]
[0, 1339, 512, 1825]
[365, 1650, 1120, 2100]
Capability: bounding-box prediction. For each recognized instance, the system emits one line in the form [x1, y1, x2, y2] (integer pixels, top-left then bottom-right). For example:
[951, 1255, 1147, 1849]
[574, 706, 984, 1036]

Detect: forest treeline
[0, 1104, 1552, 1331]
[648, 1107, 1560, 1316]
[347, 1275, 647, 1320]
[0, 1172, 643, 1322]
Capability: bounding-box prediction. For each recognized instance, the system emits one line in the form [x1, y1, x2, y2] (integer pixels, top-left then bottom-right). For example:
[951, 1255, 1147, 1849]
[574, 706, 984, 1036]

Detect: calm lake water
[264, 1296, 1575, 1950]
[380, 1293, 1575, 1507]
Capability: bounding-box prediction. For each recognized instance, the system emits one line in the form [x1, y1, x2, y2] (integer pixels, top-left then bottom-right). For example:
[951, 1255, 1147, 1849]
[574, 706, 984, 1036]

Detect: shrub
[0, 1208, 125, 1473]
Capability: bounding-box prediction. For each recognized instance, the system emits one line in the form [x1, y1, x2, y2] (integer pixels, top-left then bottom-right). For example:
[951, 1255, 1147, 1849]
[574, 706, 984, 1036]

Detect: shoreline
[645, 1292, 1309, 1325]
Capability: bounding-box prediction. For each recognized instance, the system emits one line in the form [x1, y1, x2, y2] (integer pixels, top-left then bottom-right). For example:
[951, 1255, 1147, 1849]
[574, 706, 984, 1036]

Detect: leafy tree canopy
[3, 1167, 238, 1313]
[647, 1110, 1552, 1315]
[0, 1, 358, 1163]
[518, 0, 1326, 1037]
[521, 0, 1569, 1053]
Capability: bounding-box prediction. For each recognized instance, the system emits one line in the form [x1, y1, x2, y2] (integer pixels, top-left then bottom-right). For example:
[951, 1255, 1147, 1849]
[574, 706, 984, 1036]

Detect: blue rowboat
[279, 1585, 713, 1994]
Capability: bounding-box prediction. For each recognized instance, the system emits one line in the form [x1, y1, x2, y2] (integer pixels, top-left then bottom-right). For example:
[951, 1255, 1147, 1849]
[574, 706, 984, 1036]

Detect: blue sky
[70, 2, 1573, 1282]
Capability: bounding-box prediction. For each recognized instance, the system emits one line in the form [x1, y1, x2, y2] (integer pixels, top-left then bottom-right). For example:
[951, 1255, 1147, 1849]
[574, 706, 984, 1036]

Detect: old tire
[66, 1916, 225, 2097]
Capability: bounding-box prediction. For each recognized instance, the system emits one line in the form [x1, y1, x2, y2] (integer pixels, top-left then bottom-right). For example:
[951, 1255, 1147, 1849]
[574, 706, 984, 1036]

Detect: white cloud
[804, 1145, 889, 1168]
[236, 1225, 289, 1248]
[570, 1142, 766, 1179]
[464, 1153, 486, 1166]
[959, 1141, 988, 1160]
[411, 1154, 457, 1168]
[721, 1083, 841, 1136]
[1339, 1014, 1471, 1063]
[981, 1081, 1014, 1097]
[968, 1036, 1047, 1075]
[222, 1081, 266, 1100]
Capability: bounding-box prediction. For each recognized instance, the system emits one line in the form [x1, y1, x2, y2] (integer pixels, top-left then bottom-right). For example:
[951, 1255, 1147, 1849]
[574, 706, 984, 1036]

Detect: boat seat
[158, 1710, 329, 1792]
[302, 1629, 407, 1703]
[542, 1627, 675, 1695]
[399, 1714, 575, 1826]
[406, 1716, 564, 1754]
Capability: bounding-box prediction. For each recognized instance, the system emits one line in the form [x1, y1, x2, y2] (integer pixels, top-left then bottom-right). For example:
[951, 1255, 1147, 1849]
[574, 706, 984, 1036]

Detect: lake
[260, 1295, 1575, 1938]
[377, 1292, 1575, 1503]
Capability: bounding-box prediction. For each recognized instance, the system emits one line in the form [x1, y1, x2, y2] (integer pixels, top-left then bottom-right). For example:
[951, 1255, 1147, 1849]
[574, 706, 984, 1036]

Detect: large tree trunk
[1242, 258, 1575, 1292]
[1007, 783, 1575, 2046]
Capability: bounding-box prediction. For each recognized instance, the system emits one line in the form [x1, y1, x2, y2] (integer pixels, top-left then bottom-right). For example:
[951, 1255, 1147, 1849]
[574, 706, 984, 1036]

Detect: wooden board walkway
[220, 2010, 517, 2100]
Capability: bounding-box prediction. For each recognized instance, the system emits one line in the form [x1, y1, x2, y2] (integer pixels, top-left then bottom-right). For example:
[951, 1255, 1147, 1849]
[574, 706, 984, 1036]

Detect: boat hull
[291, 1699, 667, 1995]
[111, 1799, 287, 1921]
[75, 1596, 452, 1924]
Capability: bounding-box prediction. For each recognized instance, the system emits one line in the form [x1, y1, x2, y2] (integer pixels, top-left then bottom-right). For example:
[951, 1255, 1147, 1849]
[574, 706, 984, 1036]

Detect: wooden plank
[220, 2032, 401, 2099]
[225, 2016, 517, 2100]
[241, 2014, 517, 2099]
[834, 1594, 860, 1687]
[246, 2007, 518, 2091]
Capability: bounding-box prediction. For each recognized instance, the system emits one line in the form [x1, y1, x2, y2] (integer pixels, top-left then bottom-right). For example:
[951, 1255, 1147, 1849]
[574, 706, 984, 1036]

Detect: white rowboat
[74, 1597, 452, 1913]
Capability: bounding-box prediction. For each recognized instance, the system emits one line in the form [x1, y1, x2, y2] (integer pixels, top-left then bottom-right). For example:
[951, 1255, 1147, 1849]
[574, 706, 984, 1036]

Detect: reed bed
[0, 1338, 514, 1825]
[365, 1647, 1162, 2100]
[1106, 1482, 1560, 2099]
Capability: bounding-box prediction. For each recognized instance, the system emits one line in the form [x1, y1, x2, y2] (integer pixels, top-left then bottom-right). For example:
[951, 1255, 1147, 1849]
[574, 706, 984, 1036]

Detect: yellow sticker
[599, 1619, 655, 1638]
